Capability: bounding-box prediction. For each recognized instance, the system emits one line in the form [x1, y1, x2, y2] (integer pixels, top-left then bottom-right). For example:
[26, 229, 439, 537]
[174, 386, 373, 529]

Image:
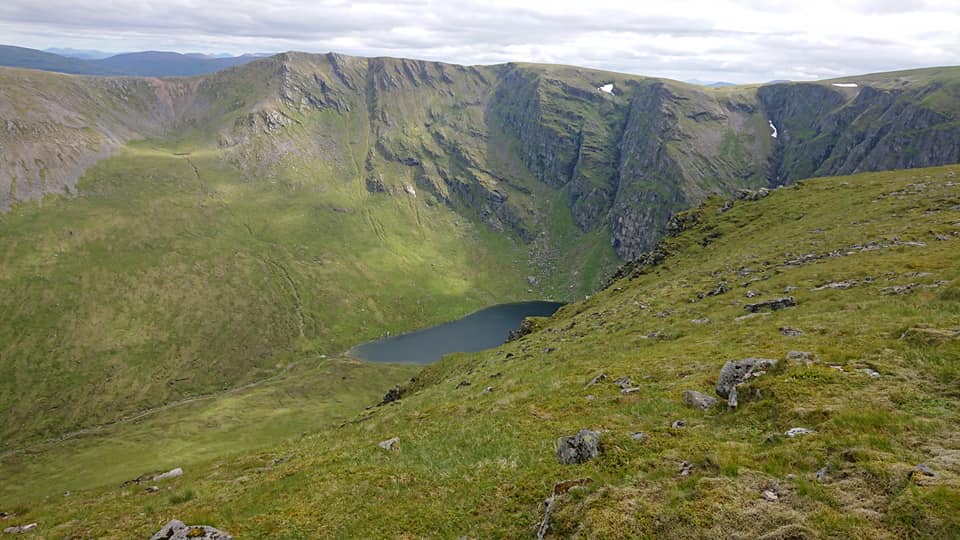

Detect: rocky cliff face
[2, 57, 959, 263]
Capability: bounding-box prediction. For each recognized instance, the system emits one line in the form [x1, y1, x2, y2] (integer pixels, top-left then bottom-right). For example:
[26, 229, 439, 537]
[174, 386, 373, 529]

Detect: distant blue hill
[1, 45, 261, 77]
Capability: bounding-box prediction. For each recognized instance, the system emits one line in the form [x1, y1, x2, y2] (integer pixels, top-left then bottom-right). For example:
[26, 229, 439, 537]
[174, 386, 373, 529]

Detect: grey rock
[613, 376, 633, 389]
[691, 317, 711, 324]
[455, 380, 471, 389]
[780, 326, 804, 337]
[816, 466, 831, 484]
[153, 467, 183, 481]
[679, 461, 695, 476]
[629, 431, 646, 441]
[762, 490, 779, 502]
[787, 351, 812, 361]
[527, 275, 539, 286]
[727, 385, 739, 409]
[621, 387, 642, 395]
[378, 385, 402, 405]
[483, 386, 494, 394]
[812, 280, 858, 291]
[744, 296, 796, 313]
[159, 524, 233, 540]
[682, 390, 717, 410]
[912, 463, 936, 477]
[556, 429, 601, 465]
[150, 519, 186, 540]
[378, 437, 400, 451]
[857, 368, 881, 378]
[146, 485, 160, 493]
[716, 358, 778, 398]
[671, 420, 687, 429]
[745, 290, 760, 298]
[785, 427, 815, 438]
[585, 373, 608, 387]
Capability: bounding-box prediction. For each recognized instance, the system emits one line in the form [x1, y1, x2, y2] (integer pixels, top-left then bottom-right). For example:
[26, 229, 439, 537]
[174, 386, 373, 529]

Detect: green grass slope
[11, 164, 958, 538]
[0, 141, 532, 449]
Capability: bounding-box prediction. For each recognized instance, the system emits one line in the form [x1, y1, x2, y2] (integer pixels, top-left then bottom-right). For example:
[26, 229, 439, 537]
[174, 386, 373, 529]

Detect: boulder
[716, 358, 778, 399]
[378, 385, 402, 406]
[744, 297, 796, 313]
[150, 520, 234, 540]
[785, 427, 815, 438]
[585, 373, 608, 387]
[682, 390, 717, 410]
[378, 437, 400, 451]
[556, 429, 601, 465]
[153, 467, 184, 481]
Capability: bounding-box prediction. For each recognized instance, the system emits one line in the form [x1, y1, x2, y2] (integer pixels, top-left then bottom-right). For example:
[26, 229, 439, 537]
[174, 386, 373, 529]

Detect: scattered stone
[505, 318, 536, 342]
[527, 275, 539, 286]
[153, 467, 184, 481]
[3, 523, 37, 535]
[735, 312, 771, 321]
[682, 390, 717, 410]
[585, 373, 608, 387]
[556, 429, 601, 465]
[707, 282, 730, 297]
[671, 420, 687, 429]
[63, 491, 71, 497]
[912, 463, 936, 478]
[718, 200, 734, 214]
[829, 365, 845, 372]
[584, 394, 595, 401]
[724, 385, 740, 409]
[716, 358, 778, 399]
[146, 485, 160, 493]
[483, 386, 494, 394]
[882, 283, 919, 295]
[744, 296, 796, 313]
[654, 311, 672, 318]
[621, 387, 642, 395]
[745, 290, 760, 298]
[613, 376, 633, 389]
[816, 466, 831, 484]
[628, 432, 646, 442]
[783, 286, 799, 293]
[785, 427, 815, 438]
[679, 461, 695, 476]
[787, 351, 812, 361]
[378, 437, 400, 451]
[149, 519, 233, 540]
[542, 347, 556, 354]
[0, 512, 8, 519]
[762, 489, 779, 502]
[455, 380, 471, 389]
[813, 280, 858, 291]
[780, 326, 804, 337]
[378, 385, 402, 406]
[737, 187, 770, 201]
[691, 317, 711, 324]
[857, 368, 881, 378]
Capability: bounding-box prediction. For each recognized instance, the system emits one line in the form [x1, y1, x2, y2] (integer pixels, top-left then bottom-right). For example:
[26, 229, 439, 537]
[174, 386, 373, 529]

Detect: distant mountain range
[0, 44, 264, 76]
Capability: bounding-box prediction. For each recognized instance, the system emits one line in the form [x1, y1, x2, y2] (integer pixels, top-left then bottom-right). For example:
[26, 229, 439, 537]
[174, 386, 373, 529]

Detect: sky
[1, 0, 959, 83]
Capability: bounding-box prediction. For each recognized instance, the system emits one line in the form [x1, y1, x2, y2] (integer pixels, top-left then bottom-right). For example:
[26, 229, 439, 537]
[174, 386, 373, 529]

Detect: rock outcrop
[150, 519, 233, 540]
[556, 429, 601, 465]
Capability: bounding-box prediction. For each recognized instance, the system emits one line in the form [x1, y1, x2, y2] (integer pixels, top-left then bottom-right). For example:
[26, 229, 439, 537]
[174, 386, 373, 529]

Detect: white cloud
[0, 0, 958, 83]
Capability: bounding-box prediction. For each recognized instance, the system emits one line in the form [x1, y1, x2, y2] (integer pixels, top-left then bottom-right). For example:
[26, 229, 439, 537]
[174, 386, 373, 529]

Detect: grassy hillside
[0, 141, 533, 449]
[9, 164, 958, 538]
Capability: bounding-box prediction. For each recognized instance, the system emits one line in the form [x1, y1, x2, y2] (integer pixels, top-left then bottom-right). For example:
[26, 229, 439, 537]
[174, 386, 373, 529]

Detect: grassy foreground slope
[15, 165, 959, 538]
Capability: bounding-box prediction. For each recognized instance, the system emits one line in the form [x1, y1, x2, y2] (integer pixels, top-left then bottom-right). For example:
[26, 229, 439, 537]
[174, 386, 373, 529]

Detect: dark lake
[349, 301, 564, 364]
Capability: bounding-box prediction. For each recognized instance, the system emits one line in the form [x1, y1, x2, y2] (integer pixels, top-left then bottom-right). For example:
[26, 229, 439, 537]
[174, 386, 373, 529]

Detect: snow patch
[832, 83, 858, 88]
[768, 120, 778, 139]
[598, 83, 614, 95]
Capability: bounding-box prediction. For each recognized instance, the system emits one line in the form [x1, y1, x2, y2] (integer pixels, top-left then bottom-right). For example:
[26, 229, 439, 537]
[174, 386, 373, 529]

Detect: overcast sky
[2, 0, 958, 83]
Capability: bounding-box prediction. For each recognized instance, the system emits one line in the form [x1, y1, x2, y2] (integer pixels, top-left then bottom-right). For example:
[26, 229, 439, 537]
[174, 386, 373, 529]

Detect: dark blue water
[349, 301, 564, 364]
